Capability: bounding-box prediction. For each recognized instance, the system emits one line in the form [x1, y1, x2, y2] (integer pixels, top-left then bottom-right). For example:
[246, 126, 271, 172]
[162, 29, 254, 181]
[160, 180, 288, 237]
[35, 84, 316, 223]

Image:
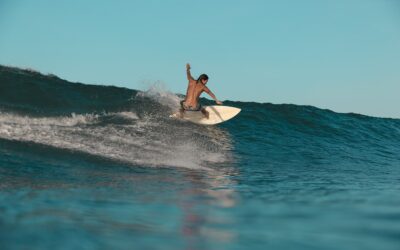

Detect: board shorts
[180, 100, 202, 111]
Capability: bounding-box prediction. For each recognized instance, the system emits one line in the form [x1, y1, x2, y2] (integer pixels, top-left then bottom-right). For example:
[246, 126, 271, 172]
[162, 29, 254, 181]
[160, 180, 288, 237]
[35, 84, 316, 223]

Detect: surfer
[180, 63, 223, 119]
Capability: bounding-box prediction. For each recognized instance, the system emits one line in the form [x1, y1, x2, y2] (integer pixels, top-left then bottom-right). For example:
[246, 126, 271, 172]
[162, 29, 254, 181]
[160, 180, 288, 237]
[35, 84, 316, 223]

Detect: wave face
[0, 66, 234, 169]
[1, 65, 400, 250]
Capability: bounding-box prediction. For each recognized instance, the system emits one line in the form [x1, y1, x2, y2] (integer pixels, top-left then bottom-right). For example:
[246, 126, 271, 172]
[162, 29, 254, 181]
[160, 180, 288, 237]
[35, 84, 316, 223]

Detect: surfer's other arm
[186, 63, 195, 81]
[203, 86, 223, 105]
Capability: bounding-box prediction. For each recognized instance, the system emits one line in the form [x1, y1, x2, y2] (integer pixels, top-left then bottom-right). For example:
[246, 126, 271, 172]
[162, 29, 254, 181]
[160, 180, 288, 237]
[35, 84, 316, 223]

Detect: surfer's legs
[179, 108, 185, 118]
[179, 100, 185, 118]
[201, 108, 209, 119]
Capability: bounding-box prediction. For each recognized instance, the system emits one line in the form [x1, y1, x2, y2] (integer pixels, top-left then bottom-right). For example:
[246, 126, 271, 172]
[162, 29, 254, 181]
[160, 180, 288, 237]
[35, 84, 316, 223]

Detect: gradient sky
[1, 0, 399, 118]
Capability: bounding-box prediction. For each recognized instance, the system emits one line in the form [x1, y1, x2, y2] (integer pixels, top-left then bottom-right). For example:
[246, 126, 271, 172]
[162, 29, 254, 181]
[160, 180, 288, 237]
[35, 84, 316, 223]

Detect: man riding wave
[180, 63, 223, 119]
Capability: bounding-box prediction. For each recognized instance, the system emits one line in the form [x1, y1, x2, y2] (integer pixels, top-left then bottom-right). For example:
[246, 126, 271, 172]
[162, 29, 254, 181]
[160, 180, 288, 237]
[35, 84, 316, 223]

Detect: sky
[0, 0, 399, 118]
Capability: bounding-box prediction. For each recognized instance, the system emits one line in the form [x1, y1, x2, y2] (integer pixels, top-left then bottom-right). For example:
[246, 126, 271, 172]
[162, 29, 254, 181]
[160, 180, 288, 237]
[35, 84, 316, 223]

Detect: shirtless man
[180, 63, 223, 118]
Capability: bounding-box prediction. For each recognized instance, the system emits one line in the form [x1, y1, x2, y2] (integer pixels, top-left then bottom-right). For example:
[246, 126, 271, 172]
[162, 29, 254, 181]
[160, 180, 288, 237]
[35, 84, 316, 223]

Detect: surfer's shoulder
[201, 84, 210, 93]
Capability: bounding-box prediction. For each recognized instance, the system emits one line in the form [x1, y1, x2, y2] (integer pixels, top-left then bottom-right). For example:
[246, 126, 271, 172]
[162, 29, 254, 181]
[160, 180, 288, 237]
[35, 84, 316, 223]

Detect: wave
[1, 65, 400, 169]
[0, 66, 235, 169]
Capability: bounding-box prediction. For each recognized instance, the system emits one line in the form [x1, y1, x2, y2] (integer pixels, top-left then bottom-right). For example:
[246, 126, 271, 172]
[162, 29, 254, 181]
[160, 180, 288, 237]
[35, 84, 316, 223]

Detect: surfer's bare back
[180, 63, 223, 118]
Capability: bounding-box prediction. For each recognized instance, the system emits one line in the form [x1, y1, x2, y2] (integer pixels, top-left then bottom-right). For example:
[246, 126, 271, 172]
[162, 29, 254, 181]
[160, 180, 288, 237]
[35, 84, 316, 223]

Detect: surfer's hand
[186, 63, 191, 70]
[216, 100, 223, 105]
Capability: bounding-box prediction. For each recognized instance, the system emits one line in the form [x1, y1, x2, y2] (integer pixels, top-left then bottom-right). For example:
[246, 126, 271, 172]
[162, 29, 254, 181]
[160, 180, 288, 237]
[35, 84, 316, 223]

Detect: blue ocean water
[1, 66, 400, 250]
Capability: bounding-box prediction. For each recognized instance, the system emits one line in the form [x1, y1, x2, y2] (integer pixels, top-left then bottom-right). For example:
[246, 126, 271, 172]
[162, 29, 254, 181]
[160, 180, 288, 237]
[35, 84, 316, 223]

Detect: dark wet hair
[197, 74, 209, 83]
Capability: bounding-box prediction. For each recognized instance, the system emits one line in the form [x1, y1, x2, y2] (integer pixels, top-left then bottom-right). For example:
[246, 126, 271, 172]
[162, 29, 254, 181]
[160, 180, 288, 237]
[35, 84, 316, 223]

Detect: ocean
[1, 65, 400, 250]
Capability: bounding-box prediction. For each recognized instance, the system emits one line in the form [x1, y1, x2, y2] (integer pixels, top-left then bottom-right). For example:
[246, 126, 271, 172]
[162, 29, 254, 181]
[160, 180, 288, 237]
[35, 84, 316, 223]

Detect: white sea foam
[115, 111, 139, 120]
[0, 112, 97, 127]
[136, 82, 181, 110]
[0, 110, 232, 170]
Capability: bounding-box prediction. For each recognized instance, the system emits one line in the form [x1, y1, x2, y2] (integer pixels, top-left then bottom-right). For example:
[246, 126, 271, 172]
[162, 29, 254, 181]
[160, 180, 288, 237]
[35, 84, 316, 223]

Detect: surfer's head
[197, 74, 209, 84]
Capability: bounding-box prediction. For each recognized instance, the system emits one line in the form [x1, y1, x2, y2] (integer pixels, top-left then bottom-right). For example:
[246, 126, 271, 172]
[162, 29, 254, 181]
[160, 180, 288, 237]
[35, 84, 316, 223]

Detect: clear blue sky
[1, 0, 399, 118]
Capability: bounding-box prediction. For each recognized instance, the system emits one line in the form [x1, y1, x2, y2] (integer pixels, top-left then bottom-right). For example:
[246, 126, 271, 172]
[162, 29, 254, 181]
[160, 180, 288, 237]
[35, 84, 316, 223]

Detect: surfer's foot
[179, 109, 184, 118]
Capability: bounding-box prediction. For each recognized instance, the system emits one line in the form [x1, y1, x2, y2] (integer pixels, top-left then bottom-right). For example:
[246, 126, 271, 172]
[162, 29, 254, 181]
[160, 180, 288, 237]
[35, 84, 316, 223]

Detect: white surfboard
[170, 105, 241, 125]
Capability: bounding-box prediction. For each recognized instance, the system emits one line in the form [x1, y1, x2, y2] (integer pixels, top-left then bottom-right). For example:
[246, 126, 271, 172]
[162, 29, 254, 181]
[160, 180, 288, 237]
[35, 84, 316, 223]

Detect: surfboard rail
[170, 105, 241, 125]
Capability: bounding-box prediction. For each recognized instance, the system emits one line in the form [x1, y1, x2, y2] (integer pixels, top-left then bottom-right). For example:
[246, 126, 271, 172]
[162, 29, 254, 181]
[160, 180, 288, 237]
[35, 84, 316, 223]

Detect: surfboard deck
[170, 105, 241, 125]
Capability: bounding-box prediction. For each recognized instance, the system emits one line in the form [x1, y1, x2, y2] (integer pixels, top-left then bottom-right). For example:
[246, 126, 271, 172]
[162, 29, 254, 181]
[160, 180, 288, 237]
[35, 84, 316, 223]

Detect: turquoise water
[1, 66, 400, 249]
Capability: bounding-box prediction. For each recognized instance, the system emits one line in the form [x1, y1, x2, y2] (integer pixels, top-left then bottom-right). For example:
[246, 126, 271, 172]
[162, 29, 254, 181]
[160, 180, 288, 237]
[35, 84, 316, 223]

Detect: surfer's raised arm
[186, 63, 195, 81]
[203, 86, 223, 105]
